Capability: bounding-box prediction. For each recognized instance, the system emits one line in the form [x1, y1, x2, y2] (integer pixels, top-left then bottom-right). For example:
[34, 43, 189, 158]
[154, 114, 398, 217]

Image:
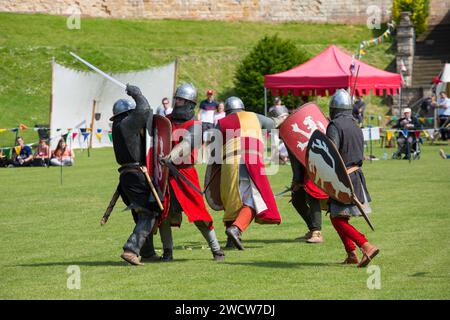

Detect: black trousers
[292, 187, 322, 231]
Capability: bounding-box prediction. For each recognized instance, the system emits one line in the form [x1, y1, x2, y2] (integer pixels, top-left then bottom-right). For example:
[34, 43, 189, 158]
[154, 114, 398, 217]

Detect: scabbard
[100, 188, 120, 226]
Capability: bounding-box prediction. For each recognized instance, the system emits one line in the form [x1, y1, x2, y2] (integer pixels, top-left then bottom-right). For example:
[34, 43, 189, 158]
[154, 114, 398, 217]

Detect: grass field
[0, 12, 395, 147]
[0, 143, 449, 300]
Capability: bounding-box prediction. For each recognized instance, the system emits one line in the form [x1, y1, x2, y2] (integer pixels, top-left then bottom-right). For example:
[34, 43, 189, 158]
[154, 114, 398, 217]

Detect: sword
[353, 196, 375, 231]
[163, 160, 204, 196]
[100, 188, 120, 226]
[275, 186, 292, 197]
[69, 52, 127, 90]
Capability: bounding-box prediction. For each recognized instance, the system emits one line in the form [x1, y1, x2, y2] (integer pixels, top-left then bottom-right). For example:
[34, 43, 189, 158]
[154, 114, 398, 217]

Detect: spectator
[439, 149, 450, 159]
[10, 136, 33, 167]
[156, 97, 173, 117]
[198, 89, 218, 141]
[392, 108, 422, 159]
[33, 138, 50, 167]
[0, 149, 7, 167]
[419, 95, 435, 116]
[213, 101, 226, 125]
[352, 94, 365, 126]
[268, 97, 285, 115]
[437, 91, 450, 140]
[50, 138, 74, 166]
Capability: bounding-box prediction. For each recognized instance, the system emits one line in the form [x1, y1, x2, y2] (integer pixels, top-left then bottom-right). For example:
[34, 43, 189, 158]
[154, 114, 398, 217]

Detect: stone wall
[0, 0, 394, 24]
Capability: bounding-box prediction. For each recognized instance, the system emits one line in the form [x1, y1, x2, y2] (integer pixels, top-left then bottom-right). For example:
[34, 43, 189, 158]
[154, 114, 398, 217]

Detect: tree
[392, 0, 429, 35]
[234, 34, 310, 113]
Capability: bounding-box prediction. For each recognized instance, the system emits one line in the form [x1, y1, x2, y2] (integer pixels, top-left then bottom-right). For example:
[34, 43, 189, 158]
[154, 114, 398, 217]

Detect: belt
[346, 166, 360, 175]
[118, 162, 142, 173]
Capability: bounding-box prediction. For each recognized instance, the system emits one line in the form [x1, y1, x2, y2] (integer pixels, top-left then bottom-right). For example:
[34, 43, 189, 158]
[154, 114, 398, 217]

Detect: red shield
[279, 103, 329, 167]
[146, 115, 172, 197]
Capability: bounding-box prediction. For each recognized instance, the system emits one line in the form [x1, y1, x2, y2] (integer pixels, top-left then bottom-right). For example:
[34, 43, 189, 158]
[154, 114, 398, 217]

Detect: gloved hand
[126, 84, 142, 97]
[159, 154, 172, 167]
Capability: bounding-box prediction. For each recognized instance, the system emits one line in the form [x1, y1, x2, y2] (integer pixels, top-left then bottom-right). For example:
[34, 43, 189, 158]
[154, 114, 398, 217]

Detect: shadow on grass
[16, 259, 191, 267]
[240, 239, 298, 244]
[224, 261, 338, 269]
[409, 272, 450, 279]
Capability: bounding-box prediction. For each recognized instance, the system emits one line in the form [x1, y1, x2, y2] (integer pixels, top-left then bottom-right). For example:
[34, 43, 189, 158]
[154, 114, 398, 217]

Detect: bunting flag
[427, 129, 435, 137]
[414, 131, 421, 139]
[14, 146, 21, 155]
[72, 132, 78, 140]
[1, 148, 11, 158]
[427, 118, 434, 124]
[401, 129, 409, 137]
[10, 128, 18, 132]
[82, 132, 90, 142]
[357, 21, 395, 59]
[108, 132, 113, 143]
[0, 129, 6, 133]
[386, 130, 394, 141]
[419, 117, 425, 124]
[96, 129, 102, 142]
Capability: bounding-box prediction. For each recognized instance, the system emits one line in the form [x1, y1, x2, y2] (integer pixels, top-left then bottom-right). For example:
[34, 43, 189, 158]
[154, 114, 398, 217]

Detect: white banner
[50, 61, 176, 149]
[362, 127, 380, 141]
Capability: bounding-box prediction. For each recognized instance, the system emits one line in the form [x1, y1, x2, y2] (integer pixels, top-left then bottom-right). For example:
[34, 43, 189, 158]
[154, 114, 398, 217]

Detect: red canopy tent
[263, 45, 402, 114]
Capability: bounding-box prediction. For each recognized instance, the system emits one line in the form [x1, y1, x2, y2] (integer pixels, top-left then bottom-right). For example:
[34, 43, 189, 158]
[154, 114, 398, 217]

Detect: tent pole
[88, 100, 97, 157]
[264, 87, 268, 116]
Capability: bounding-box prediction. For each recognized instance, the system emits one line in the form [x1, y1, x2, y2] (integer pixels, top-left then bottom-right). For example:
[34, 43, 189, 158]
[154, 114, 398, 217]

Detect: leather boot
[342, 250, 359, 264]
[306, 231, 324, 243]
[295, 230, 313, 241]
[225, 225, 244, 250]
[121, 250, 144, 266]
[160, 249, 173, 262]
[225, 236, 236, 249]
[358, 242, 379, 268]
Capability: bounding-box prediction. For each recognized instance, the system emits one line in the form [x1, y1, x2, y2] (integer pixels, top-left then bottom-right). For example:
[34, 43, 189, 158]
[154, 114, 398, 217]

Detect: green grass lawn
[0, 12, 395, 147]
[0, 143, 449, 299]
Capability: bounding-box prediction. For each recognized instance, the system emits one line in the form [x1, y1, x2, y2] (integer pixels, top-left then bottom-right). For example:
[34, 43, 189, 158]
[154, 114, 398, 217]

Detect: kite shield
[306, 130, 375, 231]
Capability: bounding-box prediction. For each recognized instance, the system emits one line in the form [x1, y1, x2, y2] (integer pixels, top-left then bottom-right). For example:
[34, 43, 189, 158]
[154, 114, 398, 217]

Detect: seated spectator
[352, 94, 365, 126]
[213, 101, 226, 125]
[392, 108, 422, 159]
[0, 149, 7, 167]
[50, 138, 74, 166]
[33, 138, 50, 167]
[11, 136, 33, 167]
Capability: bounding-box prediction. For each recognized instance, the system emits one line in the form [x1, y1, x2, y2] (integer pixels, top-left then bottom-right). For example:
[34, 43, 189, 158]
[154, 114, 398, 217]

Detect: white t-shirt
[437, 97, 450, 116]
[198, 109, 215, 124]
[213, 111, 226, 124]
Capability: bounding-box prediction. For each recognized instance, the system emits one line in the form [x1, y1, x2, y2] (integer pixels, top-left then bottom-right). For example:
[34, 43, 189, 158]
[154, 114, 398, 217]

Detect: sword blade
[69, 52, 126, 90]
[353, 196, 375, 231]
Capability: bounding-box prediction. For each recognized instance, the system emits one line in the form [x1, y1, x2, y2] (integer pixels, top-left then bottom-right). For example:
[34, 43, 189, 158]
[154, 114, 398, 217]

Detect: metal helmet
[269, 105, 289, 118]
[174, 83, 198, 104]
[225, 96, 245, 113]
[110, 99, 136, 121]
[329, 89, 352, 110]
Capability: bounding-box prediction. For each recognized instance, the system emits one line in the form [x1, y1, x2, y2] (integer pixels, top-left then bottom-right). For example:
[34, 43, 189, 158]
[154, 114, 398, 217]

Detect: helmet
[329, 89, 352, 110]
[174, 83, 198, 104]
[225, 96, 245, 113]
[207, 89, 214, 95]
[110, 99, 136, 121]
[269, 105, 289, 118]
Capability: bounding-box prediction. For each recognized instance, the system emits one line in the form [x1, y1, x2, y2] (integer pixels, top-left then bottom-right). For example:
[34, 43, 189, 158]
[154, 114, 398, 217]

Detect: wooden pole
[88, 100, 97, 157]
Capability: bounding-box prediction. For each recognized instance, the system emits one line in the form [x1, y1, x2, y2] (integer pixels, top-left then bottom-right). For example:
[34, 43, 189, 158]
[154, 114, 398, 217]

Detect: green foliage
[233, 34, 310, 113]
[392, 0, 430, 35]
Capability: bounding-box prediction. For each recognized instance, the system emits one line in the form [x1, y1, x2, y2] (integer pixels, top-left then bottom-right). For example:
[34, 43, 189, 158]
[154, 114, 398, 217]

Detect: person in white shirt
[437, 91, 450, 140]
[213, 101, 226, 125]
[156, 97, 173, 117]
